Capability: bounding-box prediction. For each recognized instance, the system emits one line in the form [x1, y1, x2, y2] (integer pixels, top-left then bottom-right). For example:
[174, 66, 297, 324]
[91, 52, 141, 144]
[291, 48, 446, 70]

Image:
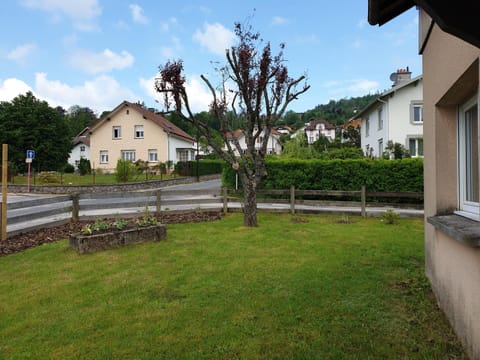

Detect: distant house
[224, 128, 282, 156]
[304, 119, 336, 144]
[368, 1, 480, 358]
[89, 101, 195, 172]
[275, 125, 294, 135]
[67, 127, 90, 170]
[353, 69, 423, 158]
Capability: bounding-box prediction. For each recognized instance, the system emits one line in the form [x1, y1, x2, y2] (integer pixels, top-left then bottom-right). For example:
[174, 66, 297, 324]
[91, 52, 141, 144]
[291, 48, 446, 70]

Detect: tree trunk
[242, 176, 258, 227]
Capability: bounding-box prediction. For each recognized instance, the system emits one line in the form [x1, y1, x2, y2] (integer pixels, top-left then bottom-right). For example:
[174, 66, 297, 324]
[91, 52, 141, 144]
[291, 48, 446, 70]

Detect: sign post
[26, 149, 35, 193]
[2, 144, 8, 241]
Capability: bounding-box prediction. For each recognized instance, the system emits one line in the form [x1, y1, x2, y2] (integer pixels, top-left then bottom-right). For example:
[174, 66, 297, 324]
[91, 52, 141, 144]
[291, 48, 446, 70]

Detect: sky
[0, 0, 421, 116]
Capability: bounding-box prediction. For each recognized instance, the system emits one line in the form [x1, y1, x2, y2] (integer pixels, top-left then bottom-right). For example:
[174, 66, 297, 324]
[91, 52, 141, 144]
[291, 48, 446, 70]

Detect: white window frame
[411, 101, 423, 124]
[177, 150, 189, 162]
[100, 150, 109, 164]
[134, 125, 144, 139]
[378, 107, 383, 130]
[148, 149, 158, 163]
[408, 137, 424, 158]
[121, 150, 136, 162]
[365, 117, 370, 137]
[378, 138, 383, 157]
[457, 95, 479, 220]
[112, 126, 122, 139]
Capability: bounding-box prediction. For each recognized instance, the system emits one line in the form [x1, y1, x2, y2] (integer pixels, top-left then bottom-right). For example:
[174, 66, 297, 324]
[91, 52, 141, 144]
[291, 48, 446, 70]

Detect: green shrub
[78, 158, 91, 175]
[222, 158, 424, 194]
[381, 209, 400, 224]
[115, 159, 137, 182]
[63, 163, 75, 173]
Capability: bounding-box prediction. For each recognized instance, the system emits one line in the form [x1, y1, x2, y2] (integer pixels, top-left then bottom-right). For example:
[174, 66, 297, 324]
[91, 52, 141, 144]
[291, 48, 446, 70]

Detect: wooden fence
[1, 186, 423, 237]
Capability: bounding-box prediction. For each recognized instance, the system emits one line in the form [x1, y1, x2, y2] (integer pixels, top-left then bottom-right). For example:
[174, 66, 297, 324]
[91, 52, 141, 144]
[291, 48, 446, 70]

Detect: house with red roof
[89, 101, 195, 172]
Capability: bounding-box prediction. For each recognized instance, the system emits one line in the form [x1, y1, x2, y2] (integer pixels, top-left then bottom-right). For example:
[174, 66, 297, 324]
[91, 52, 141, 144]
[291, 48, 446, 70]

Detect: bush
[64, 163, 75, 173]
[78, 158, 91, 175]
[176, 160, 224, 177]
[115, 159, 138, 182]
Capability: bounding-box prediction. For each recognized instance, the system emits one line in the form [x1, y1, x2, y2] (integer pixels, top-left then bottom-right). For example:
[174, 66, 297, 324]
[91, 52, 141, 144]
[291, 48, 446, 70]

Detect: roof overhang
[368, 0, 480, 48]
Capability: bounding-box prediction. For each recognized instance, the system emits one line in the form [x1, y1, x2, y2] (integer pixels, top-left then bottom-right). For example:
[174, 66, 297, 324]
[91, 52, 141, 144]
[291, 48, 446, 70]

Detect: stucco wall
[90, 108, 169, 172]
[422, 19, 480, 359]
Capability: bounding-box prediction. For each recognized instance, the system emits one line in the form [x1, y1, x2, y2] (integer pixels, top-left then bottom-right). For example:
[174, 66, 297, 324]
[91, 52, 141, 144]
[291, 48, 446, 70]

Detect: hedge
[222, 158, 423, 193]
[176, 160, 224, 177]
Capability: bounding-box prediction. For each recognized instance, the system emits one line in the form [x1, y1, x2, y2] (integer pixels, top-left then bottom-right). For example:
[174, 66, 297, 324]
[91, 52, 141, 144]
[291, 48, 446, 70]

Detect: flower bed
[70, 223, 166, 254]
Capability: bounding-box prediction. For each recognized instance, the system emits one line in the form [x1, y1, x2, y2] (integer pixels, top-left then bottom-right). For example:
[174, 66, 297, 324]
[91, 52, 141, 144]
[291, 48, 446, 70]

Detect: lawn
[0, 213, 467, 359]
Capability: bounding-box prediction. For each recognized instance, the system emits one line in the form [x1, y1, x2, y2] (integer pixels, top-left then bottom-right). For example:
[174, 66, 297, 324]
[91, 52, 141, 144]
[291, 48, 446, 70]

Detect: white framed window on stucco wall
[457, 94, 479, 220]
[410, 101, 423, 124]
[100, 150, 109, 164]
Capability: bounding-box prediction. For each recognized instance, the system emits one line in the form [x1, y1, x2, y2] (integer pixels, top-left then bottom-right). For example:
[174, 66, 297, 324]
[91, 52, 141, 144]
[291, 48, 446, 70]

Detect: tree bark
[242, 176, 258, 227]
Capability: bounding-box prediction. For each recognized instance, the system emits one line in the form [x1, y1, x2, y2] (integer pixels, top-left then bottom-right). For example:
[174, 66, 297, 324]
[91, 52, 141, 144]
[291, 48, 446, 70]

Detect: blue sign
[26, 149, 35, 159]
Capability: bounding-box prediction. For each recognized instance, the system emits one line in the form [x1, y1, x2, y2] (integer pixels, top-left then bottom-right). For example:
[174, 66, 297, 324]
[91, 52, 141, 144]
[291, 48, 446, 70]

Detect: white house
[354, 68, 423, 158]
[304, 119, 336, 144]
[67, 127, 90, 170]
[224, 128, 282, 156]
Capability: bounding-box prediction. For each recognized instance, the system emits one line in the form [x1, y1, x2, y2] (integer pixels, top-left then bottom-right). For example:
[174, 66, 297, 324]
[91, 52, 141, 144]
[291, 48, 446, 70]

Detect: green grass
[9, 172, 177, 186]
[0, 213, 467, 359]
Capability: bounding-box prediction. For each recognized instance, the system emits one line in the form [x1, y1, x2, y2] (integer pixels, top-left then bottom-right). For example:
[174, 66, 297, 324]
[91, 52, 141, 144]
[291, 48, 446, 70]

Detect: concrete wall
[422, 16, 480, 359]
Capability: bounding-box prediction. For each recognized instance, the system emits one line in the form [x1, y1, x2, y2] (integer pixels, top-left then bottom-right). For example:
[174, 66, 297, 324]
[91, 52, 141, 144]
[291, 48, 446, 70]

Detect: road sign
[26, 149, 35, 160]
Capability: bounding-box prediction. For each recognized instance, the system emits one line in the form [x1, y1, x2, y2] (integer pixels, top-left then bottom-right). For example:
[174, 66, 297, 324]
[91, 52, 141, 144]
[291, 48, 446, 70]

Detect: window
[178, 150, 189, 162]
[100, 150, 109, 164]
[135, 125, 144, 139]
[411, 102, 423, 124]
[121, 150, 136, 162]
[365, 117, 370, 137]
[378, 107, 384, 130]
[80, 145, 85, 152]
[408, 138, 424, 158]
[458, 96, 479, 219]
[148, 149, 158, 162]
[378, 138, 383, 157]
[112, 126, 121, 139]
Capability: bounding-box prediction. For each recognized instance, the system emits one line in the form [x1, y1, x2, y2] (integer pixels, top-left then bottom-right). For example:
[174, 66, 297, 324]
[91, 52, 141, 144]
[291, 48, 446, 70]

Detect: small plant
[136, 206, 158, 227]
[112, 218, 129, 230]
[337, 213, 353, 224]
[381, 209, 400, 224]
[81, 224, 93, 235]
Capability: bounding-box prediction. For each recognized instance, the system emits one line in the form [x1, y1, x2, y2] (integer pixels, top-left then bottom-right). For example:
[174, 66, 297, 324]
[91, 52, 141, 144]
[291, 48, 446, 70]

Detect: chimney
[390, 66, 411, 87]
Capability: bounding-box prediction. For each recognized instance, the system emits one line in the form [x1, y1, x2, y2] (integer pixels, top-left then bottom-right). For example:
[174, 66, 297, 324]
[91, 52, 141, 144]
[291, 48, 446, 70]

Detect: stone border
[69, 224, 167, 254]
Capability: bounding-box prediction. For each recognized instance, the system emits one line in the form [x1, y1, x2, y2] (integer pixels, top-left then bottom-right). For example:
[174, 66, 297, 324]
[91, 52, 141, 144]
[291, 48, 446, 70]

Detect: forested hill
[300, 93, 378, 126]
[165, 93, 379, 136]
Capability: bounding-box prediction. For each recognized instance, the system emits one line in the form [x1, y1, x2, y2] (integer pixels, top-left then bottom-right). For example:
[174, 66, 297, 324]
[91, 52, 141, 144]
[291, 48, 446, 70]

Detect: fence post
[71, 193, 79, 222]
[361, 185, 366, 218]
[290, 185, 295, 214]
[156, 190, 161, 215]
[223, 187, 228, 213]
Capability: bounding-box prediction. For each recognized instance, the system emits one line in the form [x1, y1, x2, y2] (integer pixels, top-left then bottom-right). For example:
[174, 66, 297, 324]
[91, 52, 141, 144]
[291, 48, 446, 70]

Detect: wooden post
[361, 185, 366, 218]
[155, 190, 162, 215]
[2, 144, 8, 241]
[71, 193, 80, 222]
[290, 185, 295, 214]
[222, 187, 228, 213]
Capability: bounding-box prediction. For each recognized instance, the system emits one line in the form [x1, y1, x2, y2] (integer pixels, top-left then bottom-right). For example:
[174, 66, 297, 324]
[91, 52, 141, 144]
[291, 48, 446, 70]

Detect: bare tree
[155, 23, 309, 226]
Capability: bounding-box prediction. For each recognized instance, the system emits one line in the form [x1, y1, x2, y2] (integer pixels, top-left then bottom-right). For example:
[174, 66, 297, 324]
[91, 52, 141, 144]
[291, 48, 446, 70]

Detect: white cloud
[140, 74, 212, 114]
[193, 22, 235, 56]
[357, 19, 368, 29]
[322, 78, 380, 97]
[6, 43, 36, 63]
[34, 72, 137, 112]
[271, 16, 289, 26]
[160, 17, 177, 32]
[129, 3, 149, 24]
[69, 49, 134, 74]
[20, 0, 101, 30]
[0, 78, 33, 101]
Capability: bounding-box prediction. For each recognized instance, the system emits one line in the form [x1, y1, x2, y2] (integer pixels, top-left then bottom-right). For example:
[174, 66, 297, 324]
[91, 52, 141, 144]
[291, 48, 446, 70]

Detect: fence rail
[1, 186, 423, 237]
